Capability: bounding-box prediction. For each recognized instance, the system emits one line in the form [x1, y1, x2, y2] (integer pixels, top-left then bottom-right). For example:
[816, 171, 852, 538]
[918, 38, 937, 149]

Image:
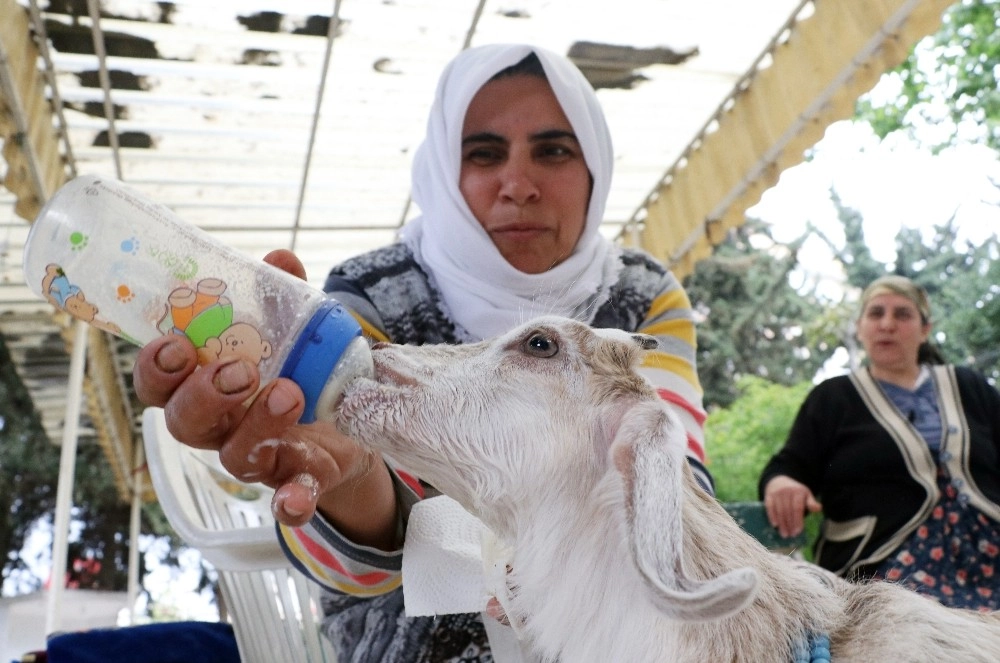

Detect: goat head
[336, 316, 757, 623]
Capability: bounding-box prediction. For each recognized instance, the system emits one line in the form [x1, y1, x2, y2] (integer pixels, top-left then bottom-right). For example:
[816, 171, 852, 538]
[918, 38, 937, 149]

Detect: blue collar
[793, 633, 830, 663]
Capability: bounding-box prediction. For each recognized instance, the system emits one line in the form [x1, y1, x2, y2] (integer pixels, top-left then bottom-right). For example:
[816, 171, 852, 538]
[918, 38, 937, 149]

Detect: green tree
[856, 0, 1000, 152]
[807, 189, 884, 287]
[962, 256, 1000, 371]
[704, 376, 813, 503]
[705, 375, 823, 556]
[685, 218, 838, 408]
[0, 335, 60, 592]
[0, 333, 190, 600]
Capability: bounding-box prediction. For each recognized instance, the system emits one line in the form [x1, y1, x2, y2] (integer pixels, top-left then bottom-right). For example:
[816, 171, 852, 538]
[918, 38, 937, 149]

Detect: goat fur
[335, 316, 1000, 662]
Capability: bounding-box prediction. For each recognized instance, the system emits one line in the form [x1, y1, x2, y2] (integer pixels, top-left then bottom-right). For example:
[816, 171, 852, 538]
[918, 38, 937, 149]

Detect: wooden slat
[0, 0, 68, 219]
[84, 326, 144, 503]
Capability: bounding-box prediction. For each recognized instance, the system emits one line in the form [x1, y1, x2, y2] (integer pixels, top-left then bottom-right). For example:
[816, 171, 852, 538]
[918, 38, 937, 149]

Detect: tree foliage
[684, 218, 838, 409]
[0, 333, 183, 598]
[856, 0, 1000, 151]
[848, 0, 1000, 378]
[704, 376, 813, 503]
[0, 336, 60, 593]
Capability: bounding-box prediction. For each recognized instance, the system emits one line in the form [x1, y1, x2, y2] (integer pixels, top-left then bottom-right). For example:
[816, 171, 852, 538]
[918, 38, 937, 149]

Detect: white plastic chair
[142, 407, 338, 663]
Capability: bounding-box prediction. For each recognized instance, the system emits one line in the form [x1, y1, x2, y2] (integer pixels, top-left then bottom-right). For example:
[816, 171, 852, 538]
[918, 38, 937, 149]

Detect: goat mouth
[373, 361, 419, 388]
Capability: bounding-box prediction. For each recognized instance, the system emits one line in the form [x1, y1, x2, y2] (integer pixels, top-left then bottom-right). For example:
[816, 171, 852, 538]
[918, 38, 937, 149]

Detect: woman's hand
[763, 475, 822, 538]
[132, 250, 400, 549]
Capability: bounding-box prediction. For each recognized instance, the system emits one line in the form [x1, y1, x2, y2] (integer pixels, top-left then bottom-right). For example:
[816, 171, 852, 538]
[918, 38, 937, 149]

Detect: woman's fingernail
[272, 494, 302, 520]
[214, 360, 253, 394]
[154, 341, 188, 374]
[267, 382, 298, 415]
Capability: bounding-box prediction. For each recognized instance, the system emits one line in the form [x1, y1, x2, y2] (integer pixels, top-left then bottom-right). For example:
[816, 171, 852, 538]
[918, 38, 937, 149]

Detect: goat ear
[611, 400, 758, 622]
[631, 333, 658, 350]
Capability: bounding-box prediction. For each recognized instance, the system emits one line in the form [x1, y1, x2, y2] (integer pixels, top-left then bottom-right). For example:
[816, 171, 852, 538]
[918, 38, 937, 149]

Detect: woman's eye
[523, 332, 558, 358]
[463, 147, 503, 165]
[537, 143, 575, 161]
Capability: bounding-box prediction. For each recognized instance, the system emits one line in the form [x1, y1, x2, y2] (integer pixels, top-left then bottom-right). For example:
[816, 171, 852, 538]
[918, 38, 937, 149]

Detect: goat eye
[523, 333, 558, 358]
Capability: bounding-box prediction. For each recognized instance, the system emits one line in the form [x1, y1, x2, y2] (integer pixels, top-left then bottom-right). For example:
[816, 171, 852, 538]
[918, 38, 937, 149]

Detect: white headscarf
[399, 43, 620, 342]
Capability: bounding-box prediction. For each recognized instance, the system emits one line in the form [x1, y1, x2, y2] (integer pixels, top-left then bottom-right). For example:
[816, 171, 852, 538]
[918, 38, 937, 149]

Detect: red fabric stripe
[292, 527, 393, 586]
[686, 434, 706, 462]
[396, 469, 425, 498]
[656, 388, 707, 425]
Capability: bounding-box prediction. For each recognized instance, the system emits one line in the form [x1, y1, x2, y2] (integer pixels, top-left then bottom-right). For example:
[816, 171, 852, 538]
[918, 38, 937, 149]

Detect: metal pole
[45, 320, 89, 634]
[86, 0, 124, 180]
[125, 443, 146, 624]
[291, 0, 342, 252]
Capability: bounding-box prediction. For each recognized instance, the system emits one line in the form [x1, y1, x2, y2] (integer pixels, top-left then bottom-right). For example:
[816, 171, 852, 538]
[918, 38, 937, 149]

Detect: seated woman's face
[857, 292, 930, 370]
[459, 74, 591, 274]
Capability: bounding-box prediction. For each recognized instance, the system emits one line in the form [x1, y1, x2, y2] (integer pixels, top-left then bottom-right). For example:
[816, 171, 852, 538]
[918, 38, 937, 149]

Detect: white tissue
[402, 495, 490, 616]
[401, 495, 529, 663]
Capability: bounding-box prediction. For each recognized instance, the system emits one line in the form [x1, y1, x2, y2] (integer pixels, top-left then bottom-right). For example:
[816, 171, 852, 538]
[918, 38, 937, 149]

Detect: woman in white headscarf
[401, 43, 617, 342]
[134, 43, 709, 663]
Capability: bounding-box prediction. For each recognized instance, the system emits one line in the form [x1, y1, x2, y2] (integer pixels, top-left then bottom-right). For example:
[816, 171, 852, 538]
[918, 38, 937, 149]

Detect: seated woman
[760, 275, 1000, 611]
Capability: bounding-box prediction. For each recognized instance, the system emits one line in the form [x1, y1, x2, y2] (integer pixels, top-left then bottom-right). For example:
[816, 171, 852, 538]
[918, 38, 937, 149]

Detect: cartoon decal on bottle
[41, 264, 122, 335]
[40, 265, 272, 367]
[157, 278, 272, 366]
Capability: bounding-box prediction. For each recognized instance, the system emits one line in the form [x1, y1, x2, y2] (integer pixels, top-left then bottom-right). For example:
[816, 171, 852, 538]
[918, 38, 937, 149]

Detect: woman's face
[856, 292, 930, 372]
[459, 74, 591, 274]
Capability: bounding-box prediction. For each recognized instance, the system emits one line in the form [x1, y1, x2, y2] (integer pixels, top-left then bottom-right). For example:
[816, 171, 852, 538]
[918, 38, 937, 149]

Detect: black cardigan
[759, 365, 1000, 577]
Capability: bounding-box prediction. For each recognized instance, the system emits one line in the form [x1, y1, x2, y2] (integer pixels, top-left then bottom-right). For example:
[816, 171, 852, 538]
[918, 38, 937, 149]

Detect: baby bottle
[23, 174, 372, 424]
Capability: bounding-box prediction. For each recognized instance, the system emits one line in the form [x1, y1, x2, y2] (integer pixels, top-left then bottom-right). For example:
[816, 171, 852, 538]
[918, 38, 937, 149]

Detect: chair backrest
[142, 407, 338, 663]
[723, 501, 808, 556]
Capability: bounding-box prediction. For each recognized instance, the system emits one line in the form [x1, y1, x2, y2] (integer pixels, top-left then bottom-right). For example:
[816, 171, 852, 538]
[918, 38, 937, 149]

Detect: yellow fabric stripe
[641, 318, 696, 347]
[642, 293, 696, 347]
[352, 313, 390, 343]
[647, 288, 689, 319]
[641, 350, 698, 387]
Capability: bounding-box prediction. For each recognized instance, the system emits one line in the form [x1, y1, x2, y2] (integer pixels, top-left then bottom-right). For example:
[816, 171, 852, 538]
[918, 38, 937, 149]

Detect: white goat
[335, 316, 1000, 662]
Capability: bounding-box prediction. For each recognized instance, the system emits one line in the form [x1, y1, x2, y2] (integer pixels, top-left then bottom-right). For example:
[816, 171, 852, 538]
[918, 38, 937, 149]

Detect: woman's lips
[491, 225, 548, 241]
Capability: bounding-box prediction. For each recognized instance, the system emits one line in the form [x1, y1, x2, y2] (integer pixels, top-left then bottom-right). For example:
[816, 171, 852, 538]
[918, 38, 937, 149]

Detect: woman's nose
[498, 161, 540, 204]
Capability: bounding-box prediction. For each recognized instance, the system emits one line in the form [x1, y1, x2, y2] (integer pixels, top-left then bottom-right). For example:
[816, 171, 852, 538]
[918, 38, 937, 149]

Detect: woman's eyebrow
[531, 129, 578, 143]
[462, 132, 506, 146]
[461, 129, 579, 146]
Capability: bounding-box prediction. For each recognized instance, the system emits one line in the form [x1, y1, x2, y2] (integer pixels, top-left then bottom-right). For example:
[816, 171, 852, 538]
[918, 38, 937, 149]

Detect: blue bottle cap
[279, 298, 362, 423]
